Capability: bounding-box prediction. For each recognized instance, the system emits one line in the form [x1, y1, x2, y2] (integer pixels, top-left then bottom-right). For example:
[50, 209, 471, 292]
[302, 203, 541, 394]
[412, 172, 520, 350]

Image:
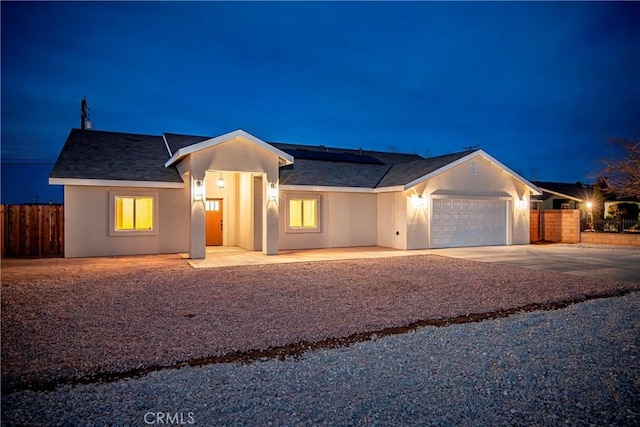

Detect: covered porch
[164, 130, 294, 259]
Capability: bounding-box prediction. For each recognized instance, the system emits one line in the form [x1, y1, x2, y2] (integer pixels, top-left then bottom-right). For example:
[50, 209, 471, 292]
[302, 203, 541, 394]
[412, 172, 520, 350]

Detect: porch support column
[262, 171, 279, 255]
[189, 167, 207, 259]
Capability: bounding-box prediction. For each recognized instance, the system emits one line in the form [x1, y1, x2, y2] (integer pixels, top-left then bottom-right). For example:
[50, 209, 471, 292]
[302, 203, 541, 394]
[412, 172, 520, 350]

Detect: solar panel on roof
[280, 148, 384, 165]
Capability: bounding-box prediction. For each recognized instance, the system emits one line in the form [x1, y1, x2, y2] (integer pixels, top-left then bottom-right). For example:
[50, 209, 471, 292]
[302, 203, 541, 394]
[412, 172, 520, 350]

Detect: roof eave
[49, 177, 184, 189]
[280, 184, 404, 193]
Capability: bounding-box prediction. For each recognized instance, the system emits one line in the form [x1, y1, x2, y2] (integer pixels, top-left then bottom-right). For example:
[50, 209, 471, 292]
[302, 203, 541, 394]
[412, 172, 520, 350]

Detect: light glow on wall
[411, 194, 426, 209]
[193, 179, 204, 201]
[267, 182, 278, 201]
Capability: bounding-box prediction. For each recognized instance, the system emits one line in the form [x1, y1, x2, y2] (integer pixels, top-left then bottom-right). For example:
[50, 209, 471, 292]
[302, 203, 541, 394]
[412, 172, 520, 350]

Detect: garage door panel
[432, 197, 507, 248]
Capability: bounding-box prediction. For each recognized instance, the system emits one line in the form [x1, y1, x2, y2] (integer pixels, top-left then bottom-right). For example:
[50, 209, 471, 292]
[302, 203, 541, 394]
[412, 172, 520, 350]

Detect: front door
[205, 199, 223, 246]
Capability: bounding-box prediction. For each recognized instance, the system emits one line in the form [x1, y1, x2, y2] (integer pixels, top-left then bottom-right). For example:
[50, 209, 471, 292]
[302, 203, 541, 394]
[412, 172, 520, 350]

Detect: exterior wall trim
[49, 178, 184, 189]
[280, 184, 405, 193]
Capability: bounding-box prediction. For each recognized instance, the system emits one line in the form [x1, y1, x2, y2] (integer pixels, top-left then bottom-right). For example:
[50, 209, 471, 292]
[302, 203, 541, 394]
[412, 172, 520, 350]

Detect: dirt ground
[2, 253, 639, 394]
[1, 254, 191, 281]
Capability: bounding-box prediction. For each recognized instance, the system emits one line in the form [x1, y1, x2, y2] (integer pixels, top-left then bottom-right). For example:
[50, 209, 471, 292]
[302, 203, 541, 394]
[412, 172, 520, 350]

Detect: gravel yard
[2, 254, 638, 396]
[2, 290, 639, 426]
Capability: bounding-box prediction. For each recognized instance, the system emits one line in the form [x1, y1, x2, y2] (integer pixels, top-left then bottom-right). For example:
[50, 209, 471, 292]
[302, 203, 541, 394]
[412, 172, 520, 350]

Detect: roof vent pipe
[81, 97, 93, 130]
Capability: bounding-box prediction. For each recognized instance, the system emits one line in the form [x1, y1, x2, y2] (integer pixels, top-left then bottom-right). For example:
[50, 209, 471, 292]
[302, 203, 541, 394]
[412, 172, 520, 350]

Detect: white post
[262, 173, 279, 255]
[189, 171, 206, 259]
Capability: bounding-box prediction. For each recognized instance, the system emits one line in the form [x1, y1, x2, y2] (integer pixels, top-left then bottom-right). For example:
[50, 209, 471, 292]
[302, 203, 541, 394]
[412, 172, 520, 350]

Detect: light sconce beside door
[217, 173, 225, 189]
[193, 179, 204, 201]
[411, 194, 426, 209]
[516, 198, 527, 210]
[267, 182, 278, 202]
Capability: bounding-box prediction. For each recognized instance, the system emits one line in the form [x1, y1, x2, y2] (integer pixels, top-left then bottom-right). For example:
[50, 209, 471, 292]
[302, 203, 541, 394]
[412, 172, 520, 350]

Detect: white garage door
[431, 198, 507, 248]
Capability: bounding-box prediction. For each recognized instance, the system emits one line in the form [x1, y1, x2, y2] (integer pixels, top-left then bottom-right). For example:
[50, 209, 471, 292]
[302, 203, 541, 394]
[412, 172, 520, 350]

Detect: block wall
[580, 232, 640, 247]
[542, 210, 580, 244]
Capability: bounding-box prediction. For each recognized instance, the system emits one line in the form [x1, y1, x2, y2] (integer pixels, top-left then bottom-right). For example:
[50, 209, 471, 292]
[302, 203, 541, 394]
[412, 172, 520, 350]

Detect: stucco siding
[376, 192, 395, 248]
[278, 191, 377, 250]
[237, 173, 254, 250]
[64, 185, 190, 257]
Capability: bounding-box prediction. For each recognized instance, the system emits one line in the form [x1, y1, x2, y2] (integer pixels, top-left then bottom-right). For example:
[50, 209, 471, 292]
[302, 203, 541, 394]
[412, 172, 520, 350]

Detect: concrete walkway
[186, 244, 640, 284]
[184, 246, 428, 268]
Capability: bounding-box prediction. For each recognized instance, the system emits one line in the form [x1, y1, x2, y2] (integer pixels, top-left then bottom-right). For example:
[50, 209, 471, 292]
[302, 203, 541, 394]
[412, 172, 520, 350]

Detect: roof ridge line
[373, 163, 396, 188]
[162, 134, 172, 157]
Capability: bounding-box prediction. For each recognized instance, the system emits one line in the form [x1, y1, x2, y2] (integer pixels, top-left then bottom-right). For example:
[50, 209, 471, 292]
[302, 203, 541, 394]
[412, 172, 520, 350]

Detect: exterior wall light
[267, 182, 278, 202]
[411, 194, 426, 209]
[217, 173, 225, 189]
[193, 179, 204, 201]
[516, 198, 527, 210]
[586, 201, 593, 210]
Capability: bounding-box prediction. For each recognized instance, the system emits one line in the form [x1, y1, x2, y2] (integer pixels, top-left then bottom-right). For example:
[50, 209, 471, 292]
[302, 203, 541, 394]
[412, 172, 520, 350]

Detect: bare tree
[598, 137, 640, 198]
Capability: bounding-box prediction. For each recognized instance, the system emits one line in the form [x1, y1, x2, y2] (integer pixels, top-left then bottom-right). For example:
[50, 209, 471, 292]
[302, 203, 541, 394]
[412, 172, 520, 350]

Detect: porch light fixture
[411, 194, 426, 209]
[516, 198, 527, 210]
[586, 201, 593, 210]
[267, 182, 278, 202]
[217, 173, 225, 189]
[193, 179, 204, 201]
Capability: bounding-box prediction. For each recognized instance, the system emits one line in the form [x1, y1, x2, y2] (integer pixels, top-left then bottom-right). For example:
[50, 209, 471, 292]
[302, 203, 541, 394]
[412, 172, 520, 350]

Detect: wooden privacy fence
[1, 204, 64, 258]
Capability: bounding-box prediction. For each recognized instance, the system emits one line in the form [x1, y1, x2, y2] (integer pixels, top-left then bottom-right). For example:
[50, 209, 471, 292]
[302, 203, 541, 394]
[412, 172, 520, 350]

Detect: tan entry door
[205, 199, 223, 246]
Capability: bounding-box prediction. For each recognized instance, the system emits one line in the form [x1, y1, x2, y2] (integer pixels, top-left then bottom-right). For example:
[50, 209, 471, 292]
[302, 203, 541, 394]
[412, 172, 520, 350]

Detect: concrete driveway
[433, 244, 640, 284]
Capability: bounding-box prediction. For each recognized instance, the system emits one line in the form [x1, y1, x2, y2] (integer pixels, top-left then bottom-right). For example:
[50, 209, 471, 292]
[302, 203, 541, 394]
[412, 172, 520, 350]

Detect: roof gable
[400, 150, 541, 194]
[164, 130, 294, 167]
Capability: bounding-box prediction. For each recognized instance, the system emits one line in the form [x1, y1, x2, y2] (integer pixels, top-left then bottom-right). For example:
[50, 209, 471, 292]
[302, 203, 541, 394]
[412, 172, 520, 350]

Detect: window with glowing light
[109, 192, 158, 236]
[287, 195, 320, 232]
[115, 196, 154, 230]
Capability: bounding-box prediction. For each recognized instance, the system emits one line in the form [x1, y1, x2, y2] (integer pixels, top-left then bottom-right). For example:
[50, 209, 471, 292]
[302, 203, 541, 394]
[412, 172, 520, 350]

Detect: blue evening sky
[2, 1, 639, 203]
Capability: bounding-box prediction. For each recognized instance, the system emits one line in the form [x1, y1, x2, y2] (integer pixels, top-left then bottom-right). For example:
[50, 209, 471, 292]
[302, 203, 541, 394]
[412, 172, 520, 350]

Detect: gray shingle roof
[51, 129, 182, 183]
[163, 133, 209, 155]
[51, 129, 477, 188]
[273, 142, 475, 188]
[377, 151, 476, 187]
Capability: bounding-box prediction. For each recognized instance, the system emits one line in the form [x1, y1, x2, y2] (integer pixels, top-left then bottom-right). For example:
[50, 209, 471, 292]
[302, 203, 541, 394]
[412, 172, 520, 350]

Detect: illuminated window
[287, 196, 320, 232]
[115, 196, 154, 230]
[205, 200, 220, 211]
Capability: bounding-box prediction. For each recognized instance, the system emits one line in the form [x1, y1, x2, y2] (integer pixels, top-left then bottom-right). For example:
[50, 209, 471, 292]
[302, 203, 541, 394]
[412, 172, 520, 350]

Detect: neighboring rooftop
[531, 181, 595, 202]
